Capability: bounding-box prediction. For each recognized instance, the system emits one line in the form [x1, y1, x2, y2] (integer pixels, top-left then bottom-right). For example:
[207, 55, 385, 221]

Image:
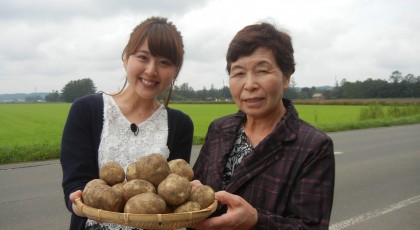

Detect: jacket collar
[223, 98, 300, 193]
[221, 98, 299, 143]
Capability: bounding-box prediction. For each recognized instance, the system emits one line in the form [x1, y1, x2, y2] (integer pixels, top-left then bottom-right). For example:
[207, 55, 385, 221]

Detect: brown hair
[122, 16, 184, 72]
[117, 17, 184, 105]
[226, 22, 295, 77]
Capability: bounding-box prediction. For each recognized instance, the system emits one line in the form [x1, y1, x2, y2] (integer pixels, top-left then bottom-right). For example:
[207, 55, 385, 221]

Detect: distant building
[312, 93, 325, 100]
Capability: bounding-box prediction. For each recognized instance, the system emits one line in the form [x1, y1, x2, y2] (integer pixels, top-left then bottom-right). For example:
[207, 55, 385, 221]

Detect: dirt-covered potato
[99, 162, 125, 186]
[135, 153, 170, 187]
[83, 183, 124, 212]
[83, 179, 107, 207]
[84, 179, 107, 191]
[112, 182, 125, 198]
[122, 179, 156, 202]
[125, 162, 137, 181]
[168, 159, 194, 181]
[124, 193, 166, 214]
[188, 185, 215, 208]
[158, 173, 191, 206]
[174, 201, 201, 213]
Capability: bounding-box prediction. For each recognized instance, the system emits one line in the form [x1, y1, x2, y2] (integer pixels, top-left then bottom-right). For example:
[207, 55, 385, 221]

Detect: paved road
[1, 124, 419, 229]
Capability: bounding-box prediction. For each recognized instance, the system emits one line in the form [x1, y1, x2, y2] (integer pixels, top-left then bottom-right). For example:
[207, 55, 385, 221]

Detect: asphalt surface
[1, 124, 419, 230]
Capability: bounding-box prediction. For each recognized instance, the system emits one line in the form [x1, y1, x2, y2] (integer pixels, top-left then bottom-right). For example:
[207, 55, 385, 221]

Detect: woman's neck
[112, 90, 160, 124]
[244, 105, 286, 146]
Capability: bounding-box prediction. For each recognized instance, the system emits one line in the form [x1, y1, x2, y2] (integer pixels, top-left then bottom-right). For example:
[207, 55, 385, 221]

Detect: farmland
[1, 101, 419, 164]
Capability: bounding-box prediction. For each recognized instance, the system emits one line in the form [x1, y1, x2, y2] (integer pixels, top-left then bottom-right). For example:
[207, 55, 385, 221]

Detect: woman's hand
[193, 191, 257, 230]
[69, 190, 86, 217]
[190, 179, 203, 188]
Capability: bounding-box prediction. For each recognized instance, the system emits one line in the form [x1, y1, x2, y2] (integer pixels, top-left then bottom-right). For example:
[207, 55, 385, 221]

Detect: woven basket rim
[75, 197, 218, 229]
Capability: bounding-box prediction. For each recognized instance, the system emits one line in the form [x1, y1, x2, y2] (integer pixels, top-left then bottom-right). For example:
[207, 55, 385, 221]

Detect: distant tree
[171, 82, 198, 100]
[389, 70, 402, 83]
[45, 90, 60, 102]
[208, 84, 218, 99]
[61, 78, 96, 102]
[219, 86, 232, 100]
[299, 87, 314, 99]
[331, 78, 344, 98]
[400, 73, 420, 97]
[284, 78, 298, 99]
[196, 86, 208, 100]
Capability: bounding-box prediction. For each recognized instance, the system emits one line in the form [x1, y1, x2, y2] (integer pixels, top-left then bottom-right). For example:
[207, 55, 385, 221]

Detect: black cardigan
[60, 94, 193, 229]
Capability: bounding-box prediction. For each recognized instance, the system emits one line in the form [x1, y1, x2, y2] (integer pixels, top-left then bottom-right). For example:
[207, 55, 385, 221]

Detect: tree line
[285, 70, 420, 100]
[169, 70, 420, 100]
[44, 71, 419, 103]
[45, 78, 96, 102]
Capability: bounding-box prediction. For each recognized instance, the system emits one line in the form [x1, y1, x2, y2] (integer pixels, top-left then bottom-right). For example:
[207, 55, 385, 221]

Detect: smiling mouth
[140, 77, 158, 87]
[243, 98, 263, 103]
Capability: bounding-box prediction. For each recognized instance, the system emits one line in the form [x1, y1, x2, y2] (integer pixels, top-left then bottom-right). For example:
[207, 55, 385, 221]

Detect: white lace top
[86, 94, 170, 230]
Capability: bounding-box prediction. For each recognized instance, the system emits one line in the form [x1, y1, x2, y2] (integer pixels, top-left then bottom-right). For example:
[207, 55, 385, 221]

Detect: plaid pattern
[193, 99, 335, 230]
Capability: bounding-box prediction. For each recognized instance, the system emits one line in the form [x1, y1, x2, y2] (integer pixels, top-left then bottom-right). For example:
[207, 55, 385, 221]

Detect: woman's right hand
[190, 179, 203, 188]
[70, 190, 86, 217]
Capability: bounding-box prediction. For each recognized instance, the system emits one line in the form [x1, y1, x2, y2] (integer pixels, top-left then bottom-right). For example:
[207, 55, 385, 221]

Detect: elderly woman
[192, 22, 335, 230]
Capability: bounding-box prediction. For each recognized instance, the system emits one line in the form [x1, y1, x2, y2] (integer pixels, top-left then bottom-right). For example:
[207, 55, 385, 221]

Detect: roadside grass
[1, 101, 419, 164]
[170, 104, 238, 143]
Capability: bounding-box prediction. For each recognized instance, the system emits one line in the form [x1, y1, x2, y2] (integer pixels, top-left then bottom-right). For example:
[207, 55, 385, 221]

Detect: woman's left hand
[192, 190, 257, 230]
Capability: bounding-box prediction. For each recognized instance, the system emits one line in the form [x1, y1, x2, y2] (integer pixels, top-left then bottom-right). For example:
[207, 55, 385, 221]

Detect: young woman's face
[124, 41, 178, 100]
[229, 47, 290, 119]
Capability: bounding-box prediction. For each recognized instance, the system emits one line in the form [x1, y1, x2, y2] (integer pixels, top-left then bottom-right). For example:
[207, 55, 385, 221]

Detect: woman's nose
[145, 61, 157, 76]
[243, 72, 257, 91]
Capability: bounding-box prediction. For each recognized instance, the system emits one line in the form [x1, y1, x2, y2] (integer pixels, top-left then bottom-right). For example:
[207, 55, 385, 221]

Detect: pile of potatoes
[82, 153, 215, 214]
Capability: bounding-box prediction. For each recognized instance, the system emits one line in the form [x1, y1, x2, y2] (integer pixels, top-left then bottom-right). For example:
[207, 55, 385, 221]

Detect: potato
[83, 183, 124, 212]
[83, 179, 107, 206]
[135, 153, 170, 187]
[174, 201, 201, 213]
[99, 162, 125, 186]
[122, 179, 156, 202]
[168, 159, 194, 181]
[125, 162, 137, 181]
[112, 182, 125, 198]
[158, 173, 191, 206]
[84, 179, 107, 190]
[188, 185, 215, 208]
[124, 193, 166, 214]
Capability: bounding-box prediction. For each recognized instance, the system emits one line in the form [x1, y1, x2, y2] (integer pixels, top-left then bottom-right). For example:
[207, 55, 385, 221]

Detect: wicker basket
[75, 197, 218, 229]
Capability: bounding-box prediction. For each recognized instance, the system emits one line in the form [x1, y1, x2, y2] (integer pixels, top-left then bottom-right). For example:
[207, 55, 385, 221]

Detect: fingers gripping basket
[74, 197, 218, 229]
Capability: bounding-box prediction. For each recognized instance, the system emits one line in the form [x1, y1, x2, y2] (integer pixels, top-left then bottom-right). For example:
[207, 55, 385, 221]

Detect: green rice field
[1, 102, 419, 164]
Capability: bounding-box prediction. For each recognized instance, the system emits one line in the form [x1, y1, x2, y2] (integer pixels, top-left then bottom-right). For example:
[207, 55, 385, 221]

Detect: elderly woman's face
[229, 47, 290, 119]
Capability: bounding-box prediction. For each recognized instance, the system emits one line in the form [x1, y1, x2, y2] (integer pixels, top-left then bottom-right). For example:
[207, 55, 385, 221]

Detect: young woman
[60, 16, 193, 230]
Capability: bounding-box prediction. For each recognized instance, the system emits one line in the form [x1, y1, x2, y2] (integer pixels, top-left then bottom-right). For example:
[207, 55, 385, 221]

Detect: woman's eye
[256, 69, 270, 75]
[136, 55, 147, 61]
[230, 72, 244, 78]
[160, 60, 172, 66]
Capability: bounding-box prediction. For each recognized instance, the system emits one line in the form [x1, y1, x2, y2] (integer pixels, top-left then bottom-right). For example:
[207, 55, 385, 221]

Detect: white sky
[1, 0, 419, 94]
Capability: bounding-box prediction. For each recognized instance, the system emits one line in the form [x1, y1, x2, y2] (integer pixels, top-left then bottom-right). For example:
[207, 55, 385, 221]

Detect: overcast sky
[1, 0, 419, 94]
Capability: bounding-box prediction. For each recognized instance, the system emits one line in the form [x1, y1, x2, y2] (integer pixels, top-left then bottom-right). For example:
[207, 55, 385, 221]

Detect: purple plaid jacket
[193, 99, 335, 230]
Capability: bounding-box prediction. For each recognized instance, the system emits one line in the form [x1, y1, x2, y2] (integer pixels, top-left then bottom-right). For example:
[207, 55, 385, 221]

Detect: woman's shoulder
[297, 119, 333, 143]
[166, 106, 191, 121]
[69, 93, 104, 116]
[207, 111, 244, 131]
[74, 93, 102, 103]
[72, 93, 103, 106]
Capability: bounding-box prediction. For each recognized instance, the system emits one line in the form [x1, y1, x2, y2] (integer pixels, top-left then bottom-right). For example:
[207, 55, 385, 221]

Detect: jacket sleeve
[166, 108, 194, 163]
[60, 96, 101, 213]
[256, 137, 335, 230]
